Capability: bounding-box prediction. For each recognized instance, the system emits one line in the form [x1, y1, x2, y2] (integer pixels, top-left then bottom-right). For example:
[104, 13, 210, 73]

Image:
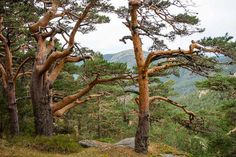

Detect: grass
[0, 139, 190, 157]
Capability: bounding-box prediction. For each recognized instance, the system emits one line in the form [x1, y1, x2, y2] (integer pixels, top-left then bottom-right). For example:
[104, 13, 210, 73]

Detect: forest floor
[0, 139, 190, 157]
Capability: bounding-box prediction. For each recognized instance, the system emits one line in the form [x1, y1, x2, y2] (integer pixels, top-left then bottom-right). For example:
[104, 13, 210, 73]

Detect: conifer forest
[0, 0, 235, 156]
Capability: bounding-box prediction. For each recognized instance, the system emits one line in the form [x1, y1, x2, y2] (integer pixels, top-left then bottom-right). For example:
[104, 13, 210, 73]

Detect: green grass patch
[9, 135, 81, 154]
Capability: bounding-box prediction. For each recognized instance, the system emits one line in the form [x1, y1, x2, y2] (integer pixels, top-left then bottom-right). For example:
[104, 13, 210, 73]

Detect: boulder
[79, 140, 101, 148]
[114, 137, 135, 148]
[79, 140, 112, 148]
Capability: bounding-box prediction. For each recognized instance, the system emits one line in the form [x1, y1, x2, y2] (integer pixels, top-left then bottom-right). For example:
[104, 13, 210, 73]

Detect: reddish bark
[28, 1, 97, 135]
[0, 17, 19, 136]
[127, 0, 222, 153]
[129, 0, 150, 153]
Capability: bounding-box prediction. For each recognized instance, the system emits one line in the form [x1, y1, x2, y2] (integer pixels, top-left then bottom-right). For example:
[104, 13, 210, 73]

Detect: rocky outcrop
[79, 137, 135, 149]
[79, 138, 189, 157]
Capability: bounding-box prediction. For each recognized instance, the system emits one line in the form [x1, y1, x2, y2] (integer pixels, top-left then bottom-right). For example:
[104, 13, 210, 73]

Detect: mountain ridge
[103, 49, 236, 94]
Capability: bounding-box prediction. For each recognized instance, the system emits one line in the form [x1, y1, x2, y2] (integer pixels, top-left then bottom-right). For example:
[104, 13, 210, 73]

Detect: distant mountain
[103, 49, 200, 94]
[104, 49, 148, 68]
[103, 49, 236, 94]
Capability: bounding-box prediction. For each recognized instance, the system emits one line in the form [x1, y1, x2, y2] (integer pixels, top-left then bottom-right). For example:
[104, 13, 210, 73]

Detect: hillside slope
[104, 50, 202, 94]
[104, 49, 236, 94]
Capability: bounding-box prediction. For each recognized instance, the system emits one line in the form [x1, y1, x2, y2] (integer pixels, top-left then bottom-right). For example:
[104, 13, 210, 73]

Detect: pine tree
[116, 0, 236, 153]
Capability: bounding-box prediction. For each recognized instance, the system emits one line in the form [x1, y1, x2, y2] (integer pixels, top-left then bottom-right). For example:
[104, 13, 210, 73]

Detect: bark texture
[129, 0, 150, 153]
[30, 70, 54, 135]
[0, 16, 19, 136]
[28, 0, 98, 135]
[6, 80, 19, 136]
[135, 110, 149, 153]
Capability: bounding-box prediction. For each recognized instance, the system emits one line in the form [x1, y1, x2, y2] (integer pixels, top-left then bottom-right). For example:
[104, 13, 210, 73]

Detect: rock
[79, 140, 112, 148]
[114, 137, 135, 148]
[79, 140, 101, 148]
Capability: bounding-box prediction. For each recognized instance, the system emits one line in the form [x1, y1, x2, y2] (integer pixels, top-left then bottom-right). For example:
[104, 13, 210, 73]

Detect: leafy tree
[116, 0, 236, 153]
[0, 0, 39, 136]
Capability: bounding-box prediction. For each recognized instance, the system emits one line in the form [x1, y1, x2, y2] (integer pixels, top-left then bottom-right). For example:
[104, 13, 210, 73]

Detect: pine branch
[53, 92, 109, 117]
[144, 41, 224, 70]
[149, 95, 195, 121]
[13, 57, 33, 83]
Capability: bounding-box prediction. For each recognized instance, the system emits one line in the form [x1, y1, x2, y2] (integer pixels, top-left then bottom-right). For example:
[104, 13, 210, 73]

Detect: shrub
[10, 134, 81, 153]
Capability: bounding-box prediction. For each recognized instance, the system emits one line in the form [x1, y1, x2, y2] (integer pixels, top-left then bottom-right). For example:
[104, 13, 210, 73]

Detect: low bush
[10, 134, 81, 153]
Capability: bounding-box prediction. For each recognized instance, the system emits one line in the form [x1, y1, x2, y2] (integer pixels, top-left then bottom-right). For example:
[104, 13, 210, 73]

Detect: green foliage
[174, 13, 199, 25]
[207, 133, 236, 157]
[199, 33, 236, 59]
[149, 92, 234, 156]
[80, 54, 129, 78]
[149, 78, 176, 97]
[196, 74, 236, 92]
[10, 135, 81, 153]
[75, 97, 137, 140]
[15, 78, 34, 135]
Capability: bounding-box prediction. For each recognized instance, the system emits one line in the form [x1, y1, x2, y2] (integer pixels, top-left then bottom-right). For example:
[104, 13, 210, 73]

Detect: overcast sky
[78, 0, 236, 54]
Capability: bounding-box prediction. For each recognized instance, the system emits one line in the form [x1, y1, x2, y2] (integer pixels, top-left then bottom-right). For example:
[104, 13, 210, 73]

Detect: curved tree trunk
[5, 80, 19, 136]
[30, 70, 54, 136]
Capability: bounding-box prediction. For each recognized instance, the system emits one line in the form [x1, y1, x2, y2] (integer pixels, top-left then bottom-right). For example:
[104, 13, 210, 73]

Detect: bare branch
[53, 93, 107, 117]
[15, 71, 32, 79]
[65, 55, 93, 62]
[47, 54, 93, 84]
[51, 74, 131, 112]
[38, 49, 71, 75]
[38, 0, 97, 75]
[149, 95, 195, 121]
[29, 1, 60, 33]
[226, 127, 236, 135]
[68, 0, 97, 47]
[13, 57, 33, 82]
[144, 41, 224, 69]
[147, 62, 186, 75]
[120, 36, 132, 44]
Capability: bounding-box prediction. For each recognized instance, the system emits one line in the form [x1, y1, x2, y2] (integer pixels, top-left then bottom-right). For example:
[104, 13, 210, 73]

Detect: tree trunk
[135, 76, 150, 154]
[0, 103, 4, 138]
[30, 70, 54, 136]
[5, 80, 19, 136]
[128, 0, 150, 153]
